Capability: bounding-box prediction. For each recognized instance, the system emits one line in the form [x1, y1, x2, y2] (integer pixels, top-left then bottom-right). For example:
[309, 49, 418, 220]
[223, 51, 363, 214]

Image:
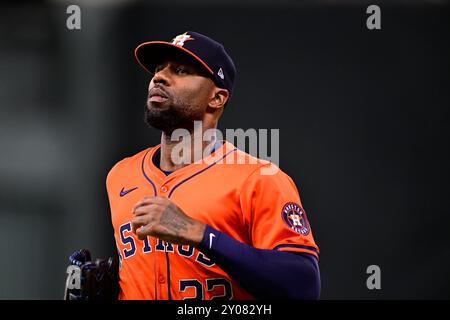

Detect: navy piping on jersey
[141, 149, 157, 196]
[167, 148, 237, 198]
[273, 243, 319, 256]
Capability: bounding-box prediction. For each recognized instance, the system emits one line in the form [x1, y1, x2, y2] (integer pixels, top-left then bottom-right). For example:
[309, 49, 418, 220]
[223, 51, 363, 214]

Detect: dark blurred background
[0, 0, 449, 299]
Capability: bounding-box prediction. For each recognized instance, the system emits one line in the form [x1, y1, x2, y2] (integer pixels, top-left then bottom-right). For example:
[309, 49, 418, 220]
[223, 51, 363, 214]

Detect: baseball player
[105, 31, 320, 300]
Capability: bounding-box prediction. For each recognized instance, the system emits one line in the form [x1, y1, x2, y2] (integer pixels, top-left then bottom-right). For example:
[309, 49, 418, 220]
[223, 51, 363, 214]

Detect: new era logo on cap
[218, 68, 224, 79]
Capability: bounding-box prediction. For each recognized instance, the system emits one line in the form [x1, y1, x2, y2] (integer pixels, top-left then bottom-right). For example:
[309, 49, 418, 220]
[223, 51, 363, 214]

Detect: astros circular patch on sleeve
[281, 202, 310, 236]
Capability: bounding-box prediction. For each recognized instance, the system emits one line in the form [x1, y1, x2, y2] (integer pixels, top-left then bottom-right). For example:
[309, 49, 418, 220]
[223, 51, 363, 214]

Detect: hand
[131, 196, 206, 246]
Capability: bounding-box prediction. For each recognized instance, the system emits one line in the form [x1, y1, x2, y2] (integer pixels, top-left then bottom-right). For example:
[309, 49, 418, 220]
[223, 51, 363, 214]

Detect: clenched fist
[131, 196, 206, 246]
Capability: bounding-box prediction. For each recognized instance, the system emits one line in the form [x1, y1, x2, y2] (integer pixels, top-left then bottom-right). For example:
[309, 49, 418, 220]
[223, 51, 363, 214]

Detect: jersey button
[158, 275, 166, 283]
[160, 186, 168, 193]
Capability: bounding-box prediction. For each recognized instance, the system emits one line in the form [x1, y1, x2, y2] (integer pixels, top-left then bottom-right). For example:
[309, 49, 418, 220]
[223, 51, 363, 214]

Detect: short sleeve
[239, 164, 320, 259]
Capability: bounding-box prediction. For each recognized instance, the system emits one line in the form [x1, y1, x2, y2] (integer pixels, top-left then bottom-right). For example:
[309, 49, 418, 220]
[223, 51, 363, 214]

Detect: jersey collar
[143, 140, 237, 184]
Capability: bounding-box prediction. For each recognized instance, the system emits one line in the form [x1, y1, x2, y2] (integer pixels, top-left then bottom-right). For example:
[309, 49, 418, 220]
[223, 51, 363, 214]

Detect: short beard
[144, 98, 204, 134]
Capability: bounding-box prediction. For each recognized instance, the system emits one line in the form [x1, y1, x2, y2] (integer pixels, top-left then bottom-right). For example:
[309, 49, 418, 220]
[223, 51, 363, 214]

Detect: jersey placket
[154, 178, 174, 300]
[142, 144, 237, 299]
[142, 148, 175, 299]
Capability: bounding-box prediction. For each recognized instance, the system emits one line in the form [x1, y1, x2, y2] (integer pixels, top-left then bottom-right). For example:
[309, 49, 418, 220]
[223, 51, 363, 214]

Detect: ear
[208, 87, 229, 110]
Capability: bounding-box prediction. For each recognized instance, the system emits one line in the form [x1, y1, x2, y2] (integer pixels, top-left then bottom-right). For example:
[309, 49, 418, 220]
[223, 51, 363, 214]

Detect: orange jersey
[106, 140, 319, 300]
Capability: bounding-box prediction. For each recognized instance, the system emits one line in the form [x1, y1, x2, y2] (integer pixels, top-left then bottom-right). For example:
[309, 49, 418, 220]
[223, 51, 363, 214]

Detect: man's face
[144, 53, 216, 133]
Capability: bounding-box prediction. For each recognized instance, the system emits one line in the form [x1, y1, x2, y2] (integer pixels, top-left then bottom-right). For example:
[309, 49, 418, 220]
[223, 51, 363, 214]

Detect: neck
[159, 123, 218, 172]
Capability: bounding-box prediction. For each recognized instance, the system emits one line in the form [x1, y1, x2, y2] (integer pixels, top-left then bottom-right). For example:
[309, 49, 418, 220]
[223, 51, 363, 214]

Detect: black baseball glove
[64, 249, 120, 300]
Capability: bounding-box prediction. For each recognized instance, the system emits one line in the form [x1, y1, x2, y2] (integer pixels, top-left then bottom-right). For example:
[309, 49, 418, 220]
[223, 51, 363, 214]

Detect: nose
[151, 65, 170, 86]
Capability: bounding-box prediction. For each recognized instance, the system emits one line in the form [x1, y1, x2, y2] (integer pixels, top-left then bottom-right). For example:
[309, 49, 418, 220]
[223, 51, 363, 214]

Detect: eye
[175, 66, 188, 75]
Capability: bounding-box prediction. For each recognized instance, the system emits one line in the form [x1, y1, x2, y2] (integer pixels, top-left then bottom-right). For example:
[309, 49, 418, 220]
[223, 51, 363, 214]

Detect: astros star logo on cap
[171, 32, 194, 47]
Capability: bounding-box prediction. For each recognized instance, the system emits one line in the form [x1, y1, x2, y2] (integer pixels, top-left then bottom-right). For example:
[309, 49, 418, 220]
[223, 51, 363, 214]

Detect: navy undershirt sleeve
[196, 225, 321, 300]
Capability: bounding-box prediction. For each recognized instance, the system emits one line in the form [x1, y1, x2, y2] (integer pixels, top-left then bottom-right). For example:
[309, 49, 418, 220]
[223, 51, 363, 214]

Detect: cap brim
[134, 41, 214, 76]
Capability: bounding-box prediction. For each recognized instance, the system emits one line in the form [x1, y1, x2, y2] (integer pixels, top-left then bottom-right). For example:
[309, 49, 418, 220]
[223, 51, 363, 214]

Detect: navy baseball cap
[135, 31, 236, 96]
